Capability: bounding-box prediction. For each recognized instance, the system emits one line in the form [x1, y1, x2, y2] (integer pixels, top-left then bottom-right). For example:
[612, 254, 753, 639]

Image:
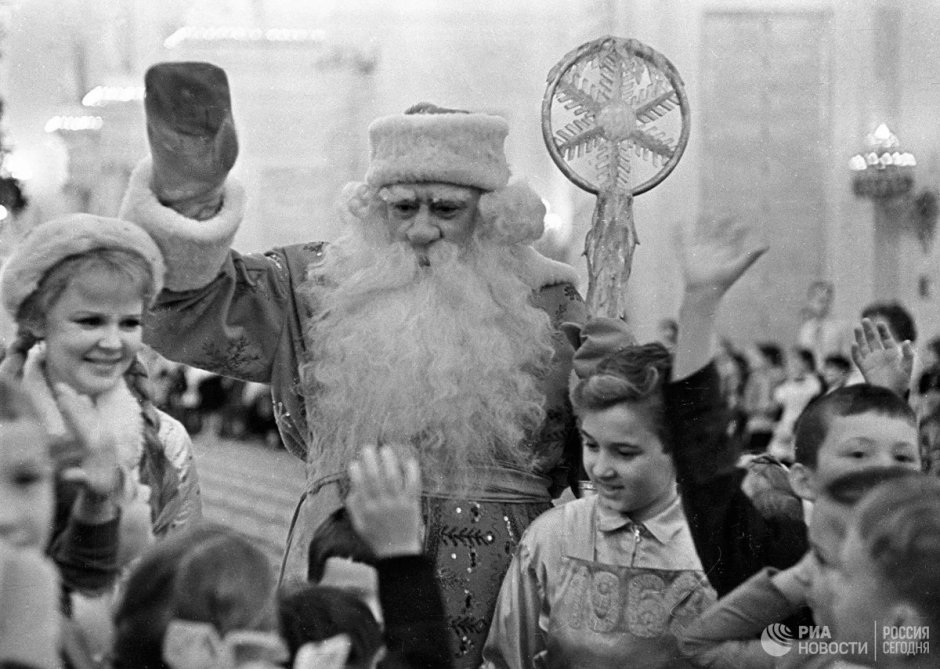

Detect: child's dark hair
[308, 507, 376, 582]
[113, 524, 277, 669]
[278, 584, 383, 669]
[861, 301, 917, 343]
[794, 384, 916, 468]
[853, 474, 940, 632]
[570, 342, 673, 448]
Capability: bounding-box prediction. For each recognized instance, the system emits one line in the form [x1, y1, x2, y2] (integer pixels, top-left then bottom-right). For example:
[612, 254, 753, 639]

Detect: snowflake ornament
[543, 37, 690, 317]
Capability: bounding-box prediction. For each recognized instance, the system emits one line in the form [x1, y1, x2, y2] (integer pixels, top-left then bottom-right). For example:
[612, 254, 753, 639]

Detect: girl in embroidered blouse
[0, 213, 201, 548]
[482, 215, 767, 668]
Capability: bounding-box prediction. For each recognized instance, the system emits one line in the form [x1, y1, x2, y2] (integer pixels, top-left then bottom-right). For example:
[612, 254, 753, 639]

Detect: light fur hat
[365, 105, 512, 191]
[362, 104, 547, 245]
[0, 213, 166, 319]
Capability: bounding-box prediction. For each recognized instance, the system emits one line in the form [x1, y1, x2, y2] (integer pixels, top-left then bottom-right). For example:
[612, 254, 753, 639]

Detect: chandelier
[849, 123, 916, 199]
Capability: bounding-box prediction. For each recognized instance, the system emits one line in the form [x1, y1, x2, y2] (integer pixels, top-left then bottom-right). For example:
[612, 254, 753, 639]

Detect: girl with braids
[0, 213, 201, 546]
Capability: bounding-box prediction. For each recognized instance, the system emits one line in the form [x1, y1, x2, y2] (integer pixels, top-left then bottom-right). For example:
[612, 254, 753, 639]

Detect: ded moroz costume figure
[118, 62, 587, 666]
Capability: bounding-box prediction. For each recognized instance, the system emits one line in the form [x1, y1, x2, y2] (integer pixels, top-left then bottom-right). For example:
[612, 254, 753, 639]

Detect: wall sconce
[849, 123, 916, 199]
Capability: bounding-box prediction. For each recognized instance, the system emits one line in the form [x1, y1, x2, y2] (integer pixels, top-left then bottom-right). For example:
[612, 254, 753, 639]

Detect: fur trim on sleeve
[511, 245, 580, 290]
[118, 157, 246, 291]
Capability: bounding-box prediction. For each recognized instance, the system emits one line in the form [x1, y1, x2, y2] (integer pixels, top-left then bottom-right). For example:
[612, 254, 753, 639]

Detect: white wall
[5, 0, 940, 347]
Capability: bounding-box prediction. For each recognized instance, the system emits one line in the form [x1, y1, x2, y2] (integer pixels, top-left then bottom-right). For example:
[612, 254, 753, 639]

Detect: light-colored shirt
[483, 493, 715, 669]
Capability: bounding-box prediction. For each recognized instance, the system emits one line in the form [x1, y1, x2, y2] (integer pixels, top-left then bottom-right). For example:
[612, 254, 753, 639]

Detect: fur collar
[22, 344, 144, 468]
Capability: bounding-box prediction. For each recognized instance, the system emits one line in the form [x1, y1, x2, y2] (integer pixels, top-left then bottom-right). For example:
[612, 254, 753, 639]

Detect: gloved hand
[145, 61, 239, 220]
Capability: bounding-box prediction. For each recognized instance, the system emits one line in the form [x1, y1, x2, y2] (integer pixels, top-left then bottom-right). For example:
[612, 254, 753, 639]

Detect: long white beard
[298, 223, 555, 494]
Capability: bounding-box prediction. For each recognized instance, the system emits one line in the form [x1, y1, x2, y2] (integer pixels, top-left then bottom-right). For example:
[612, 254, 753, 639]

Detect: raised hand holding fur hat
[0, 213, 166, 320]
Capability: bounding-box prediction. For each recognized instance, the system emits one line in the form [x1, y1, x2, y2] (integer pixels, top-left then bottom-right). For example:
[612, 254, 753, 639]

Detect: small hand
[679, 214, 768, 297]
[346, 444, 423, 558]
[851, 318, 914, 396]
[54, 383, 121, 498]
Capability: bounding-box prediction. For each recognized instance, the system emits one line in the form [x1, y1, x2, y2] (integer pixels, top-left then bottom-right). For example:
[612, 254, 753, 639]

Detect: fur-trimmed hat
[365, 103, 511, 191]
[0, 213, 166, 319]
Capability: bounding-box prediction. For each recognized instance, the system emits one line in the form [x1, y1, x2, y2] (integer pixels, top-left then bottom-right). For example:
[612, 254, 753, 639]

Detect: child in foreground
[281, 443, 452, 669]
[482, 214, 769, 668]
[0, 372, 133, 668]
[678, 467, 921, 668]
[829, 473, 940, 667]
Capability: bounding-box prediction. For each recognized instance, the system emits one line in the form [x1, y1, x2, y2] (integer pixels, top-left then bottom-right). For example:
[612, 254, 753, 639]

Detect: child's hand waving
[679, 214, 768, 297]
[674, 215, 768, 380]
[346, 445, 423, 558]
[852, 317, 914, 397]
[54, 383, 122, 500]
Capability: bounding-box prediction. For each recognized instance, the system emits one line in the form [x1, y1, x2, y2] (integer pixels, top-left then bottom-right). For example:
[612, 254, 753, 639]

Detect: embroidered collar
[21, 343, 144, 468]
[595, 489, 685, 544]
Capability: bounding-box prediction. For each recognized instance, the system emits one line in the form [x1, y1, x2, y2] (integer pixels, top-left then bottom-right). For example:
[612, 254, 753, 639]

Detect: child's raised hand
[54, 383, 121, 499]
[679, 214, 768, 298]
[852, 317, 914, 397]
[346, 445, 423, 558]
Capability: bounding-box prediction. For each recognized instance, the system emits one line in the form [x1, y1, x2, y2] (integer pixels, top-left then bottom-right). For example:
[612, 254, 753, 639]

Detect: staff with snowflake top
[542, 36, 691, 318]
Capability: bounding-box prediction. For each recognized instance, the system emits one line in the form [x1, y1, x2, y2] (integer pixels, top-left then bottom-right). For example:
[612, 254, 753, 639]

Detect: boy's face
[810, 413, 920, 496]
[805, 496, 848, 630]
[0, 419, 54, 549]
[580, 403, 676, 520]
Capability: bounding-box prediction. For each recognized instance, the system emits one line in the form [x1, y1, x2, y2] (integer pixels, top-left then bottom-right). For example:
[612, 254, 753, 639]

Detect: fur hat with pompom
[0, 213, 166, 319]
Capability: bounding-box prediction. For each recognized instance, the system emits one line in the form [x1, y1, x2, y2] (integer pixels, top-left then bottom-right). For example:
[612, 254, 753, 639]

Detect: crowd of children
[3, 200, 940, 668]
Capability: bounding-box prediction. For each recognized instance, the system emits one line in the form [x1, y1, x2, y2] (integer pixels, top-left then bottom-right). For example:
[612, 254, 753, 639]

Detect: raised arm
[346, 445, 454, 669]
[117, 62, 301, 383]
[851, 317, 915, 397]
[674, 215, 767, 381]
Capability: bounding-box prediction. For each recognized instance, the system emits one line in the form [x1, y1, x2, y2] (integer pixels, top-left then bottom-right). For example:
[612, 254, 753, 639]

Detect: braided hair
[125, 356, 176, 536]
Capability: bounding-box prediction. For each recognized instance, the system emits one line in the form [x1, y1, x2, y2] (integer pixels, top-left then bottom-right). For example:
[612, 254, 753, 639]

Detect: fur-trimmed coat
[119, 158, 587, 577]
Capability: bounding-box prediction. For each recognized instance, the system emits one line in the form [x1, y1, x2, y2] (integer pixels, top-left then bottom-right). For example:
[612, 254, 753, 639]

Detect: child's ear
[787, 463, 817, 501]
